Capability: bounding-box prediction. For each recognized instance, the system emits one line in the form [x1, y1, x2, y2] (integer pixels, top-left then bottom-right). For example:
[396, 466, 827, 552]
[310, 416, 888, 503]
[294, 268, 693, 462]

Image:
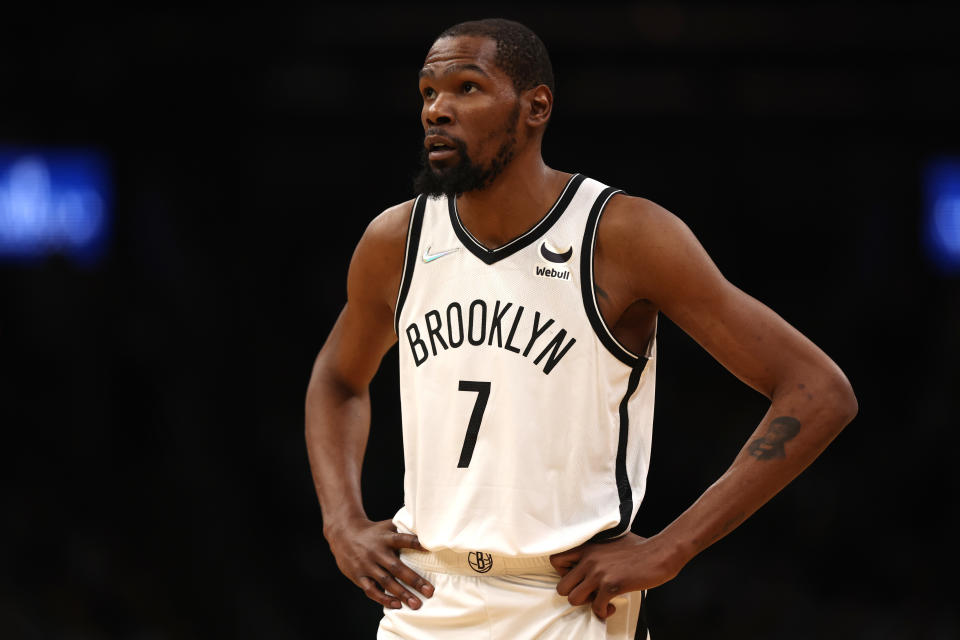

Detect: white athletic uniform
[382, 174, 655, 639]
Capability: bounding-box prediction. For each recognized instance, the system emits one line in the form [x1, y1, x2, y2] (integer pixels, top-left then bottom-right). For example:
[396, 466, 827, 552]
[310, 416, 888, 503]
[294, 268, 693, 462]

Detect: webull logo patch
[535, 266, 571, 280]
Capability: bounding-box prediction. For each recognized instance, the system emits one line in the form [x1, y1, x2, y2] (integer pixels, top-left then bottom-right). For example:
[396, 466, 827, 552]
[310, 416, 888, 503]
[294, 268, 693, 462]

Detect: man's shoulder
[599, 192, 683, 246]
[594, 189, 720, 304]
[347, 198, 418, 306]
[363, 198, 418, 248]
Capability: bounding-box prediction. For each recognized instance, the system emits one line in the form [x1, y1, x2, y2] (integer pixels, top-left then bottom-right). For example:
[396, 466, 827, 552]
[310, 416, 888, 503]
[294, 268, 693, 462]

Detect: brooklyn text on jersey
[404, 299, 576, 374]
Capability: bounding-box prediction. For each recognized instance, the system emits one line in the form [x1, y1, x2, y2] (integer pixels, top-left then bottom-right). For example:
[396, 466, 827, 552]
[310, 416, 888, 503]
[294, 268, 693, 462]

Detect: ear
[524, 84, 553, 130]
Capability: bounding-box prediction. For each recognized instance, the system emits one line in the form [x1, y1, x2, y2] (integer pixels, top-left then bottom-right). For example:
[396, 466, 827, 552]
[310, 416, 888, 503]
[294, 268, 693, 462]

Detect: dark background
[2, 4, 958, 639]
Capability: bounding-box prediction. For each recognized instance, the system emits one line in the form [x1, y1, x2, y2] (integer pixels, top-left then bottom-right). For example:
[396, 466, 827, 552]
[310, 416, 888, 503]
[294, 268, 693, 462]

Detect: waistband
[400, 548, 558, 577]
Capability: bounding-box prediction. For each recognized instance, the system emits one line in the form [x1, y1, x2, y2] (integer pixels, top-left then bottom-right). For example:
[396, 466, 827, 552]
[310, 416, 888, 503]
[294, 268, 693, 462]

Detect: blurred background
[1, 3, 958, 639]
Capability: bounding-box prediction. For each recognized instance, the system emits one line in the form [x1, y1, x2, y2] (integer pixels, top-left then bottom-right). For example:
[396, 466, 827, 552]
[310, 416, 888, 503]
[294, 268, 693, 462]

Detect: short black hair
[437, 19, 554, 95]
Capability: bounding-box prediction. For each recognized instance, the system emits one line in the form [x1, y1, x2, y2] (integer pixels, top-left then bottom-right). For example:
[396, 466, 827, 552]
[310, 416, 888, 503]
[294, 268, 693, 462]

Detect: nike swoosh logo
[540, 242, 573, 263]
[422, 245, 460, 263]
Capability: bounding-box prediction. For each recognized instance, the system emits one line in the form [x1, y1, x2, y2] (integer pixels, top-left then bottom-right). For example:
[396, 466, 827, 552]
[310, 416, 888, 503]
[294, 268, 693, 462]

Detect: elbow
[828, 370, 858, 427]
[843, 385, 859, 424]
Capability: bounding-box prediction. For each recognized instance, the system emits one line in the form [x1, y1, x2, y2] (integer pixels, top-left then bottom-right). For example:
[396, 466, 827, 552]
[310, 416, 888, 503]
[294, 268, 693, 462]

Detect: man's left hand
[550, 532, 683, 620]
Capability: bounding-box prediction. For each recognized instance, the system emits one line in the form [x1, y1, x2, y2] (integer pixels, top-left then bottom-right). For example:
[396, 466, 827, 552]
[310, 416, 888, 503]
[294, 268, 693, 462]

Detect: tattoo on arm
[747, 416, 801, 460]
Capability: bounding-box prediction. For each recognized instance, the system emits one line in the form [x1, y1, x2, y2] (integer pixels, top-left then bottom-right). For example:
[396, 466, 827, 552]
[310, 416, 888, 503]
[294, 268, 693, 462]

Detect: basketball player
[305, 19, 857, 639]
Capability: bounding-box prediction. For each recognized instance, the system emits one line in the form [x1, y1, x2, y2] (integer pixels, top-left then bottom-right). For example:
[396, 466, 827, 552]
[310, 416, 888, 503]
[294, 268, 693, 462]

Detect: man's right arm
[304, 200, 434, 610]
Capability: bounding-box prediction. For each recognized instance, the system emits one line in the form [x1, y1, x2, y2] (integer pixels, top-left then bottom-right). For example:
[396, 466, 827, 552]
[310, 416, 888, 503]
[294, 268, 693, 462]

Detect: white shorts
[377, 548, 650, 640]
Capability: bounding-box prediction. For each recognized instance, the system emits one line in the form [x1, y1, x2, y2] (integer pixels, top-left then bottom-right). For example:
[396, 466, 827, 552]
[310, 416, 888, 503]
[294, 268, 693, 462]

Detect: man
[305, 18, 857, 639]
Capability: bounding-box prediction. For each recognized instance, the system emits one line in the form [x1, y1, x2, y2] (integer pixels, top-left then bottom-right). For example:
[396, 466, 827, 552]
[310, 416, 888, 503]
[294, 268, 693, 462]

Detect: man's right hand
[325, 518, 435, 610]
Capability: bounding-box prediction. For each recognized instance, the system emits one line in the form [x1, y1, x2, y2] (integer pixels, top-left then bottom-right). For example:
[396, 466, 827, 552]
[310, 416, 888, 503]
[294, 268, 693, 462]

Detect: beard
[413, 107, 519, 198]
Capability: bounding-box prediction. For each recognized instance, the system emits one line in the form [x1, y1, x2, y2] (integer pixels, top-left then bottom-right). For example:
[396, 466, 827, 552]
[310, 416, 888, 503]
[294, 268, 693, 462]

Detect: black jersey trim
[447, 173, 585, 265]
[580, 186, 644, 367]
[590, 360, 647, 543]
[394, 195, 427, 335]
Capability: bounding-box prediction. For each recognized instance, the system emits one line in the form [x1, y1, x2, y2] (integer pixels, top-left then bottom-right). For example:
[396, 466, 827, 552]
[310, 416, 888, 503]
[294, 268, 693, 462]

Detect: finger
[549, 555, 578, 576]
[549, 547, 582, 575]
[556, 562, 587, 597]
[594, 603, 616, 620]
[389, 531, 426, 552]
[358, 576, 402, 609]
[383, 554, 435, 598]
[374, 567, 423, 610]
[592, 582, 621, 619]
[567, 577, 599, 607]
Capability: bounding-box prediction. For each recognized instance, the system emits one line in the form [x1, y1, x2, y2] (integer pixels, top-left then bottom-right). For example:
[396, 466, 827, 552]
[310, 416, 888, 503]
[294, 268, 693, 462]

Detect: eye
[463, 82, 478, 94]
[422, 87, 436, 99]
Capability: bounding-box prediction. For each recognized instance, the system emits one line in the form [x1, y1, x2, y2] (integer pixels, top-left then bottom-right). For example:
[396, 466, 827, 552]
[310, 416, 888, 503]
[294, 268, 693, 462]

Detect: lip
[424, 133, 456, 150]
[428, 148, 458, 162]
[425, 134, 458, 161]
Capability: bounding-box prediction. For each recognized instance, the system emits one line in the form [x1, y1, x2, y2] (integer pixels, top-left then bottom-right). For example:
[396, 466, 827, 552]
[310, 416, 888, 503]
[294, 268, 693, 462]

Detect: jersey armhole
[394, 195, 427, 336]
[579, 187, 649, 367]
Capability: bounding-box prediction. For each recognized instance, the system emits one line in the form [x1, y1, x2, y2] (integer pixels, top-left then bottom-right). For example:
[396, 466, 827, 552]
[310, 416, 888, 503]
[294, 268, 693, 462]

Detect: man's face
[414, 35, 522, 197]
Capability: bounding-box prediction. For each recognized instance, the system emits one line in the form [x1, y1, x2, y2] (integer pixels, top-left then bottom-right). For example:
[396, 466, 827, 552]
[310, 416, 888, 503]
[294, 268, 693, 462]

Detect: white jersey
[392, 174, 656, 557]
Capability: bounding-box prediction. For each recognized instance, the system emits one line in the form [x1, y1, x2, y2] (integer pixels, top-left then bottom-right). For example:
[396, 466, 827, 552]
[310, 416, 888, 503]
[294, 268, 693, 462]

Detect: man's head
[438, 19, 555, 95]
[413, 19, 555, 197]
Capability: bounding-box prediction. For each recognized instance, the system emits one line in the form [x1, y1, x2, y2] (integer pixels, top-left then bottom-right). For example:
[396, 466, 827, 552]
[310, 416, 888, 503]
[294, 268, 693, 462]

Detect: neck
[455, 147, 571, 250]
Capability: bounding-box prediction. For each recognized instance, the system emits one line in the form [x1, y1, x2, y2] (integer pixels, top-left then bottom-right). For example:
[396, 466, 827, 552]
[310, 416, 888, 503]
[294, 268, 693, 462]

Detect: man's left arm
[552, 196, 858, 619]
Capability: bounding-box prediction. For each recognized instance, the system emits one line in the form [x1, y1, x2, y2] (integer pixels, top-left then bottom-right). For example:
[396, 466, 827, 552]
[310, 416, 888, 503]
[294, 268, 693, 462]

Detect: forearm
[304, 353, 374, 535]
[658, 369, 858, 568]
[304, 350, 434, 610]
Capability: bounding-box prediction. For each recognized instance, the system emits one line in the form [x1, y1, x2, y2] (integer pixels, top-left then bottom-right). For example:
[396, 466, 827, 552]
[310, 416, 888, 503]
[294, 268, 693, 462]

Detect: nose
[424, 92, 453, 127]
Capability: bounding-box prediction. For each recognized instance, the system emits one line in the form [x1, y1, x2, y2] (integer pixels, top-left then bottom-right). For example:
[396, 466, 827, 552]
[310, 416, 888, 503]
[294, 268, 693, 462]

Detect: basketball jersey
[392, 174, 656, 557]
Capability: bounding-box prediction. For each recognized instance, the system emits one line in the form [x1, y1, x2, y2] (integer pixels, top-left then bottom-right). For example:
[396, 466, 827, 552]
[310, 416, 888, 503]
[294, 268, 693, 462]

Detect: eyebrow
[418, 63, 491, 80]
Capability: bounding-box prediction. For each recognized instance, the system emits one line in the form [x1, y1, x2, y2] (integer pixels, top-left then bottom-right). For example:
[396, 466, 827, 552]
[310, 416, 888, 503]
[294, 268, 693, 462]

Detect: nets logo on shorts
[467, 551, 493, 573]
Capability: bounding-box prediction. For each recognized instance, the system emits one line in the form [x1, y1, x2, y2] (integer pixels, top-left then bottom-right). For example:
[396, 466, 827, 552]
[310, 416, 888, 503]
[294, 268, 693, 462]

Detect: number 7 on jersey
[457, 380, 490, 468]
